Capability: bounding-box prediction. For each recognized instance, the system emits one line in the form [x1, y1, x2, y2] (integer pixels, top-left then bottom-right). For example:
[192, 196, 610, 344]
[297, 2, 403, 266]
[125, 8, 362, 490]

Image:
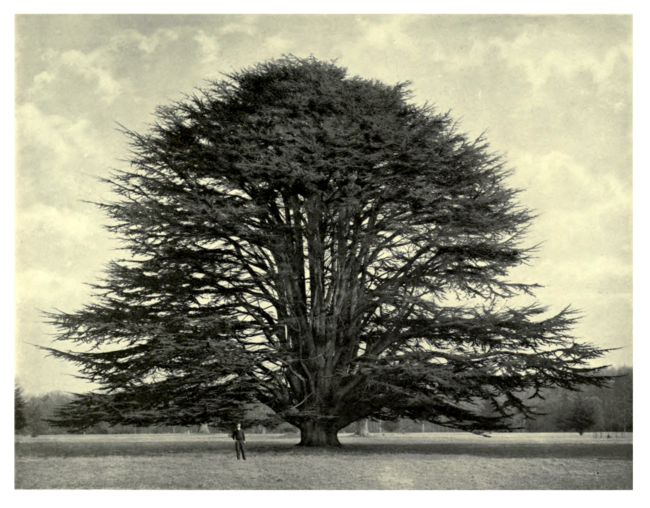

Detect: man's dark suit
[231, 428, 246, 460]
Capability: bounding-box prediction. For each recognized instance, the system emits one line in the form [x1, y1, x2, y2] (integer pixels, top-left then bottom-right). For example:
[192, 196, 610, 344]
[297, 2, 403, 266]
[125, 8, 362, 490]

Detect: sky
[13, 13, 633, 396]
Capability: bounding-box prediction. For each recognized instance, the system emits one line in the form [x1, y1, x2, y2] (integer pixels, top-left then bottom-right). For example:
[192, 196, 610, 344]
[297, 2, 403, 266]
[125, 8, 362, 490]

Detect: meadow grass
[15, 432, 632, 490]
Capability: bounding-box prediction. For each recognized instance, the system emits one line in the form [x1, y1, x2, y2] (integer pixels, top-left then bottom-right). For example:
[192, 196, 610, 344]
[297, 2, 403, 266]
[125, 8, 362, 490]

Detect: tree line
[521, 365, 632, 434]
[16, 366, 631, 437]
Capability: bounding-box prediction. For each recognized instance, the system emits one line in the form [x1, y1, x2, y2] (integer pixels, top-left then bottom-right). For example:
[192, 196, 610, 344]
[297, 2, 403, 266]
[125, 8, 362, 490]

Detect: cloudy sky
[14, 14, 632, 395]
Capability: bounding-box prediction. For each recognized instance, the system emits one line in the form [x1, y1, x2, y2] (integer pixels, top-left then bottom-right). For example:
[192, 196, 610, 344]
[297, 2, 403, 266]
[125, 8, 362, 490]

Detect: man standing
[230, 423, 246, 460]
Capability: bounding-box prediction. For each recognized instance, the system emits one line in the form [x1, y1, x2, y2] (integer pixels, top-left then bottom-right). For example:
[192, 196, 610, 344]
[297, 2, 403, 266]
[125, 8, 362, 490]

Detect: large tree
[45, 56, 611, 446]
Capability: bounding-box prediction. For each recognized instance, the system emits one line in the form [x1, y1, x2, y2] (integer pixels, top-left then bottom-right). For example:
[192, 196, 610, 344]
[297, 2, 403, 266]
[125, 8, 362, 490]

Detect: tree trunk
[355, 418, 370, 437]
[297, 420, 341, 447]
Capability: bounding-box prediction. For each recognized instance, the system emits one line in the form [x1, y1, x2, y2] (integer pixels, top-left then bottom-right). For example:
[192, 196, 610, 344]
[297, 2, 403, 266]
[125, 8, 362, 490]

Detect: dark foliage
[556, 394, 599, 435]
[15, 384, 28, 433]
[43, 56, 612, 446]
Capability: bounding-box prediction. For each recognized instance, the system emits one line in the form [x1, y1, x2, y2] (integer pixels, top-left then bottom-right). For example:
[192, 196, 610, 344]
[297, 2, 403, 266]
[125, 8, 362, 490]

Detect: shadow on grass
[337, 441, 632, 460]
[16, 436, 632, 461]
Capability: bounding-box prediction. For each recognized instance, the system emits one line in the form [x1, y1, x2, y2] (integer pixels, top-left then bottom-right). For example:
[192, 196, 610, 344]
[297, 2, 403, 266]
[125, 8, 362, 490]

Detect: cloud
[24, 27, 186, 113]
[333, 16, 447, 83]
[15, 102, 117, 324]
[354, 15, 421, 52]
[15, 102, 116, 211]
[530, 253, 631, 291]
[193, 29, 223, 78]
[485, 23, 631, 109]
[36, 48, 124, 104]
[504, 149, 631, 363]
[516, 150, 629, 214]
[219, 17, 259, 36]
[33, 70, 55, 86]
[17, 101, 93, 155]
[18, 201, 109, 257]
[107, 28, 180, 55]
[506, 147, 630, 323]
[16, 201, 116, 327]
[511, 150, 631, 268]
[263, 35, 295, 55]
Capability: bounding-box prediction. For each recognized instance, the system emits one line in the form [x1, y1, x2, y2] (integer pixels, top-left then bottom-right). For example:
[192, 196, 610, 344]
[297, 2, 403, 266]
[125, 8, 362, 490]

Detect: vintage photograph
[14, 13, 632, 490]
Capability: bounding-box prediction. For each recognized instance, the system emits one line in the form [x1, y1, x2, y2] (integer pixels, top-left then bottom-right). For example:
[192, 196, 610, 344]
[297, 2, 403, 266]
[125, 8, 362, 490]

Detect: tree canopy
[44, 56, 611, 446]
[556, 394, 599, 436]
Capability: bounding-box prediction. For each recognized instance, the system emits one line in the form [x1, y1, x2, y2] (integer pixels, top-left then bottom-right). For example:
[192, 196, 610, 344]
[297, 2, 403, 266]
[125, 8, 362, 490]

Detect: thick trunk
[297, 420, 342, 447]
[355, 418, 370, 437]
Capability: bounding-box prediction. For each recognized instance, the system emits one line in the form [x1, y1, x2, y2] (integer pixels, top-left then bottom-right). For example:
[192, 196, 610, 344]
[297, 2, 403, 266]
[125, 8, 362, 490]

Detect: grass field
[15, 432, 632, 490]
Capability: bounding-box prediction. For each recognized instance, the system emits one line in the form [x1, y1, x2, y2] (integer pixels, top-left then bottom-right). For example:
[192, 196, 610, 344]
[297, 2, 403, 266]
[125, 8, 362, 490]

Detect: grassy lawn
[15, 432, 632, 490]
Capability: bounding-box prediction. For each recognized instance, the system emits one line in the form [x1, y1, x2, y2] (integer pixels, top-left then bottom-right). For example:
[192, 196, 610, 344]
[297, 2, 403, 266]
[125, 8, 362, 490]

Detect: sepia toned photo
[14, 13, 633, 491]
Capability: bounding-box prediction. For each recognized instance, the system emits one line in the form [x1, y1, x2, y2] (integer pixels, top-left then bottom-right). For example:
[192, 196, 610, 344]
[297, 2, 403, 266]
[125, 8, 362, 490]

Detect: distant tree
[607, 367, 632, 432]
[586, 366, 631, 433]
[44, 56, 612, 446]
[556, 394, 598, 435]
[21, 391, 74, 436]
[378, 419, 401, 433]
[239, 402, 282, 430]
[15, 384, 28, 433]
[354, 418, 370, 436]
